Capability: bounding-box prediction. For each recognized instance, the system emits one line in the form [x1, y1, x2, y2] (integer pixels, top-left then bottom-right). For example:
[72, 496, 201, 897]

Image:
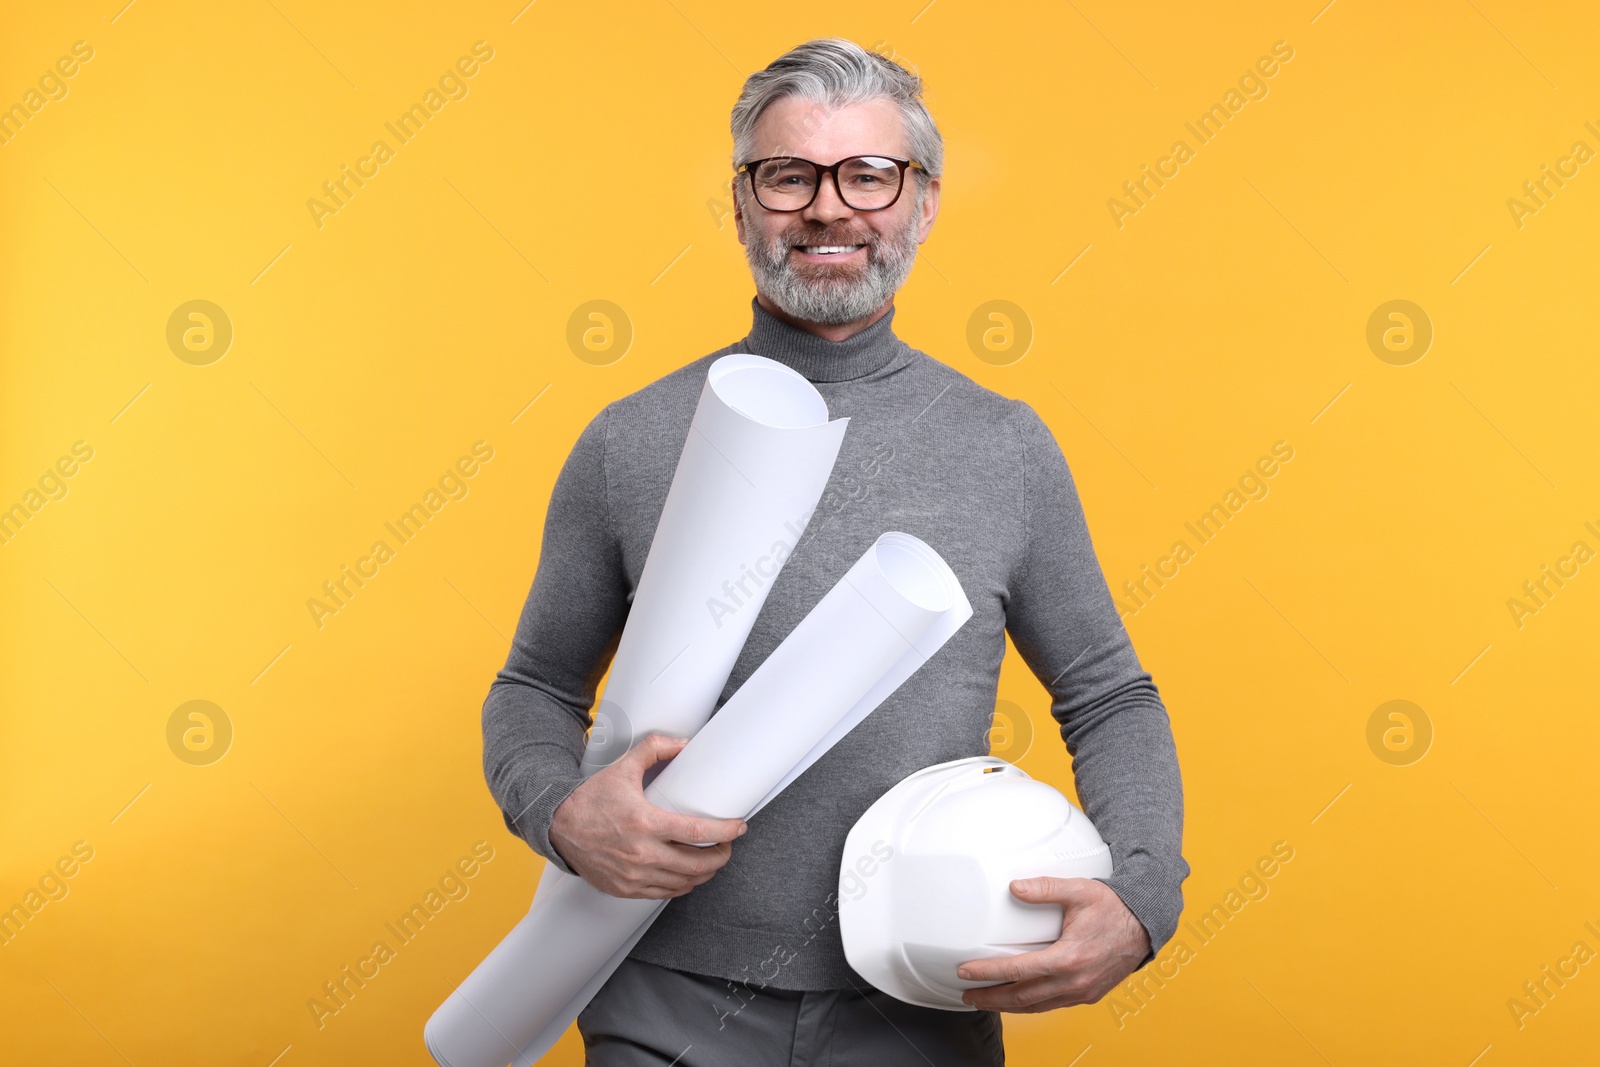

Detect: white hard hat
[838, 756, 1113, 1010]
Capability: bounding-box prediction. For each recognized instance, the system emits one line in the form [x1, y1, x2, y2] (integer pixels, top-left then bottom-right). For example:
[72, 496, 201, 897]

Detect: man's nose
[802, 170, 853, 225]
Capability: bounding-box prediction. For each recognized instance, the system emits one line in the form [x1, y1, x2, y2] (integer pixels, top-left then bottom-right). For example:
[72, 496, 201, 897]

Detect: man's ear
[916, 176, 941, 244]
[733, 188, 748, 246]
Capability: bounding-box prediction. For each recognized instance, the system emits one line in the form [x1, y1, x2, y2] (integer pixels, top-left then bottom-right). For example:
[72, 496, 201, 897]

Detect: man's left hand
[956, 877, 1150, 1013]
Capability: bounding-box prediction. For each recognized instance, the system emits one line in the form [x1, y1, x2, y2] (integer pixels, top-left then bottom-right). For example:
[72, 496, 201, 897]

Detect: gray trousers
[577, 957, 1005, 1066]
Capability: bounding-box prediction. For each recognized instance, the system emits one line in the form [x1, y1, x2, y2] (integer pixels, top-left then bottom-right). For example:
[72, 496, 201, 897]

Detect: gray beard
[743, 192, 922, 325]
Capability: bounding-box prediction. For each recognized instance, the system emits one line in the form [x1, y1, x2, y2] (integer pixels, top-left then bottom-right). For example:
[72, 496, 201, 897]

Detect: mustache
[780, 227, 876, 248]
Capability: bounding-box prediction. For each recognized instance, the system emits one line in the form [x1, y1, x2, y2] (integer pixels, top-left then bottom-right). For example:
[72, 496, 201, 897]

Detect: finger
[630, 884, 679, 900]
[649, 867, 716, 893]
[652, 868, 714, 897]
[963, 975, 1087, 1012]
[653, 810, 748, 847]
[1008, 876, 1101, 906]
[618, 733, 690, 780]
[620, 862, 695, 893]
[613, 733, 689, 784]
[599, 873, 677, 900]
[653, 842, 734, 881]
[956, 945, 1061, 985]
[641, 841, 730, 880]
[642, 870, 695, 893]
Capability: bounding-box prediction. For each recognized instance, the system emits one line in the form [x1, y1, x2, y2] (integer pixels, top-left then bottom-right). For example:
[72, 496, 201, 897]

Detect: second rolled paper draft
[645, 530, 973, 821]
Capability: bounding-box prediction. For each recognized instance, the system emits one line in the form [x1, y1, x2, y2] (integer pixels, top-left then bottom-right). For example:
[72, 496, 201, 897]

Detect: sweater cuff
[503, 771, 585, 877]
[1101, 867, 1184, 969]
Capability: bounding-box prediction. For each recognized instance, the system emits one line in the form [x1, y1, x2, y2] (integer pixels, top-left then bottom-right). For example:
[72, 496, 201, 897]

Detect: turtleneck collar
[739, 296, 912, 383]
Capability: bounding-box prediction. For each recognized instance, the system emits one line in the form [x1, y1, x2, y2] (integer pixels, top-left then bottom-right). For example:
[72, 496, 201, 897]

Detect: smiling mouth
[792, 244, 866, 257]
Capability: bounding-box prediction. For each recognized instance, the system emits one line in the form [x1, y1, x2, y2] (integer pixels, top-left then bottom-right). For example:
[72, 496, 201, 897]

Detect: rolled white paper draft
[425, 353, 842, 1066]
[647, 532, 972, 824]
[424, 532, 974, 1067]
[579, 353, 849, 776]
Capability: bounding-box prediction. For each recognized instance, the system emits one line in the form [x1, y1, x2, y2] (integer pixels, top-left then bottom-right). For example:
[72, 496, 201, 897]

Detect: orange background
[3, 1, 1597, 1064]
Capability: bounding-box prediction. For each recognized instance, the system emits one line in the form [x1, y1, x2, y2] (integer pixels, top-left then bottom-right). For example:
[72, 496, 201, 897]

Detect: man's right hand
[548, 732, 748, 899]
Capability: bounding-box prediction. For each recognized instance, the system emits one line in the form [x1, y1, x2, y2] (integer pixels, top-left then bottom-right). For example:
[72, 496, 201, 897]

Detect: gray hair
[730, 38, 944, 192]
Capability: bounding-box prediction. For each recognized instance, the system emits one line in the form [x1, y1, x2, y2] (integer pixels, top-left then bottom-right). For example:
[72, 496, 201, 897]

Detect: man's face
[734, 96, 940, 325]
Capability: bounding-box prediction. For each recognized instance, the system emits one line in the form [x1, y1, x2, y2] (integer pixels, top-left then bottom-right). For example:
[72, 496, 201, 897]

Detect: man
[482, 37, 1188, 1066]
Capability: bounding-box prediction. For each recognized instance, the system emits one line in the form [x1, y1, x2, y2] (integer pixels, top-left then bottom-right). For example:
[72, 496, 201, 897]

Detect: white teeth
[797, 245, 863, 254]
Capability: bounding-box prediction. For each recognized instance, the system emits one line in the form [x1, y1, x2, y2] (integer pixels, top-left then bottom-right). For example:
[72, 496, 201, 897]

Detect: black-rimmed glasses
[736, 154, 927, 212]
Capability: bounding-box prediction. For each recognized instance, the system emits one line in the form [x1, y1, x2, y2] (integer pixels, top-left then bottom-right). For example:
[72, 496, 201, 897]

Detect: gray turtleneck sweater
[482, 297, 1188, 990]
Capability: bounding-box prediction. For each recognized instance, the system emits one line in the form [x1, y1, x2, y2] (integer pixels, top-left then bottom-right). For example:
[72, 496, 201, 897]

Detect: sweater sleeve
[1001, 399, 1189, 967]
[481, 404, 629, 876]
